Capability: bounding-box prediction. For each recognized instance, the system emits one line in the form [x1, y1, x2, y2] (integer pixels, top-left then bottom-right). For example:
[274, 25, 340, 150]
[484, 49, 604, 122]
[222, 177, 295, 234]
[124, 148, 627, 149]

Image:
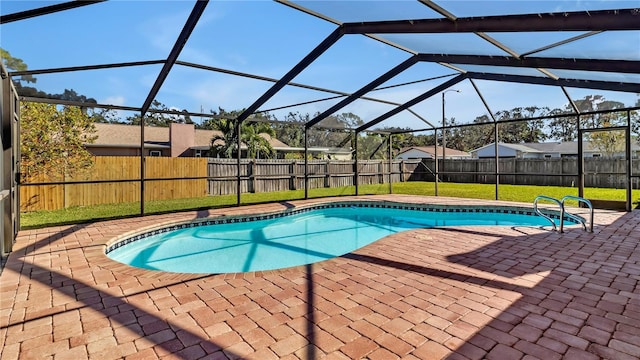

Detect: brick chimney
[169, 123, 195, 157]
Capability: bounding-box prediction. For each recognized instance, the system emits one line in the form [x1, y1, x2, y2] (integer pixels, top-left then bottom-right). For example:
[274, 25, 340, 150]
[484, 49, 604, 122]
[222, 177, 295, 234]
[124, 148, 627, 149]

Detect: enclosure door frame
[578, 123, 632, 211]
[1, 66, 19, 255]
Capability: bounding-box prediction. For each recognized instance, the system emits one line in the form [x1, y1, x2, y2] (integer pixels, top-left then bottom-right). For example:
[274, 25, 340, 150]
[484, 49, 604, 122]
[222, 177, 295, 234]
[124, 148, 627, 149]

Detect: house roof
[88, 123, 175, 147]
[89, 123, 289, 150]
[257, 133, 291, 149]
[472, 141, 640, 155]
[471, 143, 542, 154]
[193, 127, 224, 148]
[523, 142, 580, 154]
[397, 146, 471, 157]
[521, 142, 605, 154]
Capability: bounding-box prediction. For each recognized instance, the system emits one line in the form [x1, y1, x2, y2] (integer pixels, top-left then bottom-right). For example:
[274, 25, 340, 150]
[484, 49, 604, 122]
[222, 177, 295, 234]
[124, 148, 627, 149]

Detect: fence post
[63, 170, 69, 209]
[560, 157, 564, 186]
[475, 159, 478, 184]
[325, 160, 330, 188]
[248, 160, 255, 193]
[289, 160, 296, 190]
[208, 159, 215, 195]
[400, 160, 405, 182]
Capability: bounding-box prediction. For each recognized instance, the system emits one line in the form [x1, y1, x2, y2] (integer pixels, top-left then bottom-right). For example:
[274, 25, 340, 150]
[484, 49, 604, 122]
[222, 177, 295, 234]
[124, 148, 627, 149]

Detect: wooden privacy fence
[430, 158, 639, 188]
[206, 159, 422, 195]
[20, 156, 636, 212]
[20, 157, 208, 211]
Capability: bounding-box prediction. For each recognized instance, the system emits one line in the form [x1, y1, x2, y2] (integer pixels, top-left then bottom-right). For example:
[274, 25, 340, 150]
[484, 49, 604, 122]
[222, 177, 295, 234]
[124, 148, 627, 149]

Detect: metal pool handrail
[534, 195, 594, 233]
[534, 195, 563, 232]
[561, 195, 594, 233]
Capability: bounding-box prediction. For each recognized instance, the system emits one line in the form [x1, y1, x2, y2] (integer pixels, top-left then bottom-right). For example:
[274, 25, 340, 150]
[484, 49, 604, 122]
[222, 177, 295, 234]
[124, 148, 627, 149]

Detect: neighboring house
[87, 123, 292, 158]
[87, 123, 176, 157]
[395, 146, 471, 160]
[189, 131, 296, 159]
[86, 123, 353, 159]
[470, 142, 640, 159]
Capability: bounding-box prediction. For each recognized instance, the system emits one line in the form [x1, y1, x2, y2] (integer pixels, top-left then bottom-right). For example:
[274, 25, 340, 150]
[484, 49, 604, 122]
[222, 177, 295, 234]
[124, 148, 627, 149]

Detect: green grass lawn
[19, 182, 638, 229]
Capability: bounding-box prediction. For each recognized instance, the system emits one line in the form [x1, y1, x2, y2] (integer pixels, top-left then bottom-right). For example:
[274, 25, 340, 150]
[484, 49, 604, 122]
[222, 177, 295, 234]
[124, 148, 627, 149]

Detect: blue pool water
[106, 204, 564, 274]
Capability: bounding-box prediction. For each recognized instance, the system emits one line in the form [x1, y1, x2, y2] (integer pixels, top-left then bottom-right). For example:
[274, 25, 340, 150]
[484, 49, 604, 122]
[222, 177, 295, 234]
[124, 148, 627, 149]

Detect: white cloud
[137, 9, 193, 53]
[101, 95, 126, 106]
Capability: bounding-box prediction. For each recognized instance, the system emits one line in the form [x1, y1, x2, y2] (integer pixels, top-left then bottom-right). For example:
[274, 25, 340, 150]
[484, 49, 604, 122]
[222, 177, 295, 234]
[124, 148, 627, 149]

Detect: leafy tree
[590, 128, 625, 158]
[382, 126, 435, 150]
[441, 117, 465, 151]
[381, 129, 413, 158]
[357, 132, 388, 160]
[126, 100, 192, 126]
[50, 88, 97, 103]
[2, 48, 98, 181]
[333, 112, 364, 129]
[445, 107, 550, 152]
[307, 112, 363, 149]
[307, 126, 351, 151]
[89, 108, 124, 124]
[2, 47, 98, 102]
[494, 106, 549, 143]
[547, 108, 577, 142]
[20, 103, 97, 181]
[634, 96, 640, 143]
[447, 116, 494, 152]
[1, 47, 36, 85]
[567, 95, 627, 157]
[271, 112, 307, 148]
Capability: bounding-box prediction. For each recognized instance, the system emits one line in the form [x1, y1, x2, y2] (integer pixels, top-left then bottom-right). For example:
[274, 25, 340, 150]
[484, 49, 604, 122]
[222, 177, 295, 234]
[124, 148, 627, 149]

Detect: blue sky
[1, 0, 638, 131]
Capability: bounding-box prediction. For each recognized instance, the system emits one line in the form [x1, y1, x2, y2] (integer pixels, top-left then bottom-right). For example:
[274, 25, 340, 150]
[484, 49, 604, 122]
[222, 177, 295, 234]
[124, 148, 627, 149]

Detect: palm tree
[209, 116, 276, 159]
[243, 122, 276, 159]
[209, 118, 237, 158]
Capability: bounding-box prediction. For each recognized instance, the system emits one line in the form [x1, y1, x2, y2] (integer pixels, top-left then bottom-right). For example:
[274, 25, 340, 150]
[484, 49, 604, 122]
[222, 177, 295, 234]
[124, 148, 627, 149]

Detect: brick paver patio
[1, 195, 638, 359]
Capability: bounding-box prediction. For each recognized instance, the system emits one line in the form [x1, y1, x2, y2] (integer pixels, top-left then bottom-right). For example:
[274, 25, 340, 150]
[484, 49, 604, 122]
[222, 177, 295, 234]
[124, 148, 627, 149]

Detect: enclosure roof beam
[9, 58, 405, 110]
[520, 31, 603, 57]
[560, 86, 580, 114]
[0, 0, 106, 24]
[21, 96, 141, 112]
[417, 54, 640, 74]
[140, 0, 207, 116]
[342, 8, 640, 34]
[277, 0, 418, 56]
[235, 27, 344, 124]
[469, 79, 497, 122]
[20, 96, 230, 119]
[403, 105, 640, 135]
[9, 60, 166, 76]
[355, 73, 467, 133]
[305, 55, 420, 129]
[466, 72, 640, 93]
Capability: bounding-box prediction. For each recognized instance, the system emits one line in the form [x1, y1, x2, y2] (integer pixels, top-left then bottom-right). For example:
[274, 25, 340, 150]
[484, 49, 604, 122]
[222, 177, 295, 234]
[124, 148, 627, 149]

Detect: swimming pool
[105, 201, 572, 274]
